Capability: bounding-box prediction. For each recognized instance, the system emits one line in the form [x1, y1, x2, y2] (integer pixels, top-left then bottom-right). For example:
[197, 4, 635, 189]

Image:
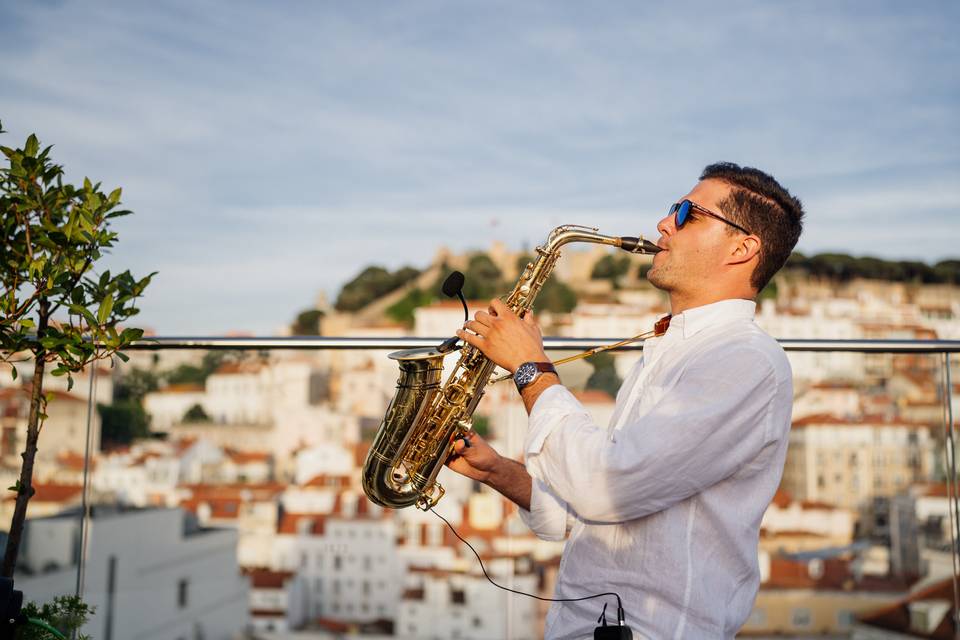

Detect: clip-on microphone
[437, 271, 469, 354]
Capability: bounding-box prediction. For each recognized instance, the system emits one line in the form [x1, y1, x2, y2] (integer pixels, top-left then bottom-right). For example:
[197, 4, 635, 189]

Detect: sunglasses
[669, 199, 751, 235]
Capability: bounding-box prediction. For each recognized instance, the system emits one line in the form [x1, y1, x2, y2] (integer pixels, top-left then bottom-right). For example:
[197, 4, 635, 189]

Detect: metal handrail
[127, 337, 960, 353]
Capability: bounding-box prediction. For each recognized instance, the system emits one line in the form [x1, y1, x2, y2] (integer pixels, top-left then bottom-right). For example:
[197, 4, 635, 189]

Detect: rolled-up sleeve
[515, 385, 588, 540]
[524, 347, 779, 524]
[517, 477, 570, 541]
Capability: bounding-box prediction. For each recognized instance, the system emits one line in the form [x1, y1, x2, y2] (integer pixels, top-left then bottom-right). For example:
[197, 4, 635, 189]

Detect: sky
[1, 1, 958, 334]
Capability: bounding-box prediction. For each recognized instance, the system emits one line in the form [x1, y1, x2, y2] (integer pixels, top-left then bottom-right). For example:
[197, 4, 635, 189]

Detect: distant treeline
[785, 253, 960, 284]
[301, 252, 960, 334]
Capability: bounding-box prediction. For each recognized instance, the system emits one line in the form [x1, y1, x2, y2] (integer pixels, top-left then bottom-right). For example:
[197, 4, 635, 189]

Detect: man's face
[646, 179, 738, 295]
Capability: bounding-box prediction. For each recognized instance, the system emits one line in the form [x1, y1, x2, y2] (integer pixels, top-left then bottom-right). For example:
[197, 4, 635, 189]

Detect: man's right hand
[446, 431, 502, 484]
[446, 432, 533, 512]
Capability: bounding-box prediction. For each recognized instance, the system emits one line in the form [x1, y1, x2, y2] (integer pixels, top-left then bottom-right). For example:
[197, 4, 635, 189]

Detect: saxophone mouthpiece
[619, 236, 662, 254]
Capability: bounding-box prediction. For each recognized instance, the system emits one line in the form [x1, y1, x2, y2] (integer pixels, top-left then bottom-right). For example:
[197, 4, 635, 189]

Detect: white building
[93, 446, 180, 507]
[17, 507, 248, 640]
[792, 383, 863, 421]
[755, 303, 865, 383]
[761, 489, 857, 545]
[782, 416, 936, 510]
[273, 495, 401, 625]
[397, 556, 539, 640]
[0, 388, 99, 467]
[244, 568, 309, 633]
[143, 383, 205, 431]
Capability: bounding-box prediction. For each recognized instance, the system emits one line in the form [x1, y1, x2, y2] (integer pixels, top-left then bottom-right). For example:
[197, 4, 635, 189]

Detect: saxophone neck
[544, 225, 661, 255]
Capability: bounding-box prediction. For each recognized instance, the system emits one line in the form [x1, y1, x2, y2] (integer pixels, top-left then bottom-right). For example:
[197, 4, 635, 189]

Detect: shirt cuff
[518, 477, 569, 541]
[525, 384, 590, 456]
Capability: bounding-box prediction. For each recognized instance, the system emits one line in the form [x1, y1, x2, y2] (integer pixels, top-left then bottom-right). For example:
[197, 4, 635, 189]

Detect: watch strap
[531, 362, 557, 375]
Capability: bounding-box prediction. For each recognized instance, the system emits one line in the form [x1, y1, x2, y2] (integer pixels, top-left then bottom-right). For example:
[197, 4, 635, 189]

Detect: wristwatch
[513, 361, 558, 393]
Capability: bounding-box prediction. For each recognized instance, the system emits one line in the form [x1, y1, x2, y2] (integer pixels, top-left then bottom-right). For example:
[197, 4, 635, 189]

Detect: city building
[16, 506, 248, 640]
[781, 415, 935, 510]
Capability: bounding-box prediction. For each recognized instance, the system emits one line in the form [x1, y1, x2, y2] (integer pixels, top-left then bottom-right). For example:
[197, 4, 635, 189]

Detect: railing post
[941, 353, 959, 638]
[75, 364, 97, 606]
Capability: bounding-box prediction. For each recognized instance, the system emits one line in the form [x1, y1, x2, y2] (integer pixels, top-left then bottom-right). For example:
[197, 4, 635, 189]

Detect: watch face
[515, 362, 538, 387]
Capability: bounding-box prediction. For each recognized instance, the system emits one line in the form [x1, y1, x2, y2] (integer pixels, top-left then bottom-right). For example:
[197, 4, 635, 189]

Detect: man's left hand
[456, 298, 548, 373]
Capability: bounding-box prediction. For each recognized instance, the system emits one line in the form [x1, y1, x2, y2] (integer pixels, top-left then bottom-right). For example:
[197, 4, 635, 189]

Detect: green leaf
[116, 351, 130, 363]
[9, 366, 16, 381]
[70, 304, 98, 326]
[8, 480, 20, 493]
[97, 295, 114, 324]
[24, 134, 39, 157]
[50, 368, 66, 377]
[67, 375, 74, 392]
[120, 327, 144, 342]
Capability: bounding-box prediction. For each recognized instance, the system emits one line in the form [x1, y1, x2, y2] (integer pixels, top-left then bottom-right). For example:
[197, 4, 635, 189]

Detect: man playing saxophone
[449, 162, 804, 639]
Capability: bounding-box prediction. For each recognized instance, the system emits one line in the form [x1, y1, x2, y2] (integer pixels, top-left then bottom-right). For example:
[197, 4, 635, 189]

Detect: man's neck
[668, 290, 756, 316]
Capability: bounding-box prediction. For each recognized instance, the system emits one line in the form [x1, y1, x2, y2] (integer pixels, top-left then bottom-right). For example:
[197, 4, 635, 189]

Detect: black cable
[429, 507, 626, 625]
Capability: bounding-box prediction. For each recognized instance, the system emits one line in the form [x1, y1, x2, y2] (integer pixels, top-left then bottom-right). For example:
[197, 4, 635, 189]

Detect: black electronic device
[594, 624, 634, 639]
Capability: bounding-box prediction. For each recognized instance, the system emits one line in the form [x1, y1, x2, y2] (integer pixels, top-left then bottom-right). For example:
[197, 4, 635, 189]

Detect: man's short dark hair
[700, 162, 804, 292]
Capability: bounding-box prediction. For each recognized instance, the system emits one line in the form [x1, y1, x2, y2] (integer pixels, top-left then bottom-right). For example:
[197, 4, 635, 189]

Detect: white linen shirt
[519, 299, 793, 639]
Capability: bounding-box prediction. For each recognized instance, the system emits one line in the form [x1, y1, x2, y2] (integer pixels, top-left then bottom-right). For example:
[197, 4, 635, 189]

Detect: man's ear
[728, 234, 761, 266]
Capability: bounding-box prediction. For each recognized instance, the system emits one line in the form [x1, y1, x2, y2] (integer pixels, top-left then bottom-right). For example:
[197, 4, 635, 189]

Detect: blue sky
[1, 1, 957, 334]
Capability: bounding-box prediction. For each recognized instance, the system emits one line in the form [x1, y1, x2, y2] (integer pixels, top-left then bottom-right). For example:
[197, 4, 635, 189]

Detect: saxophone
[362, 225, 661, 510]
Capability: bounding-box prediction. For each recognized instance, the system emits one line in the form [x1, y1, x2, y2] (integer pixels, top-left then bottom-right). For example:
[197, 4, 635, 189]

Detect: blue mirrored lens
[675, 200, 691, 228]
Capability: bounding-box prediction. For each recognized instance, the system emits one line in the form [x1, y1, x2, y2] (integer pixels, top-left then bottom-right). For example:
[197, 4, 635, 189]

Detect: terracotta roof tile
[243, 568, 295, 589]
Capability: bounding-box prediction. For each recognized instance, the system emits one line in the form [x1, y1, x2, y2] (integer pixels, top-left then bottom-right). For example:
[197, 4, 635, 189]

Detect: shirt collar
[668, 298, 756, 340]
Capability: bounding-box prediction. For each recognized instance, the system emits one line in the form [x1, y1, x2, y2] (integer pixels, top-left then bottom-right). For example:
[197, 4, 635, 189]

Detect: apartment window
[334, 555, 342, 570]
[837, 610, 854, 628]
[316, 554, 323, 569]
[177, 579, 189, 609]
[746, 608, 766, 626]
[791, 608, 811, 628]
[363, 556, 371, 570]
[363, 581, 370, 596]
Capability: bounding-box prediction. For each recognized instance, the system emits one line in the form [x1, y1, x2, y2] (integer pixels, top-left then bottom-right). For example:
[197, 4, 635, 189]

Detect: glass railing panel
[746, 350, 958, 638]
[11, 342, 960, 639]
[0, 355, 98, 633]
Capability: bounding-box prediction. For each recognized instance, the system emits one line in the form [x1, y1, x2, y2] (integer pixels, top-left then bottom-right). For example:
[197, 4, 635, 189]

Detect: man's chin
[645, 267, 671, 292]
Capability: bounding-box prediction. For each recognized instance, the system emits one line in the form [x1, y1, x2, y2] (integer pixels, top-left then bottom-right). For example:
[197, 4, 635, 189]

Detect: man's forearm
[482, 373, 562, 511]
[520, 372, 560, 414]
[485, 456, 532, 511]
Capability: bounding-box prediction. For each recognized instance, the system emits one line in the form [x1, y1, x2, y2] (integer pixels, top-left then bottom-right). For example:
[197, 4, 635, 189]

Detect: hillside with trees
[293, 249, 960, 332]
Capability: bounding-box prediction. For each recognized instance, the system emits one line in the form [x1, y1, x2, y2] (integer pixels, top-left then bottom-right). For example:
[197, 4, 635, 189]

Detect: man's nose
[656, 211, 676, 237]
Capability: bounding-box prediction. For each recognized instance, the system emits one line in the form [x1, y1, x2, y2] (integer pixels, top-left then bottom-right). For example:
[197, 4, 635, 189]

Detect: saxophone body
[362, 225, 659, 510]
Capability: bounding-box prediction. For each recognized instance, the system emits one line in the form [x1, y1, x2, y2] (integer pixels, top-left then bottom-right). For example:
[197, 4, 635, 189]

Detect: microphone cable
[429, 507, 629, 629]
